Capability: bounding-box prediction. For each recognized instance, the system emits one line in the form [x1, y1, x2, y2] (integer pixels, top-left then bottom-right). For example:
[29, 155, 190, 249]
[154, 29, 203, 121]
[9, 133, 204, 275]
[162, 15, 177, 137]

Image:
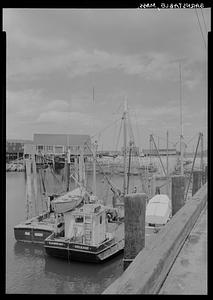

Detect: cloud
[36, 110, 102, 130]
[45, 100, 70, 111]
[5, 9, 208, 148]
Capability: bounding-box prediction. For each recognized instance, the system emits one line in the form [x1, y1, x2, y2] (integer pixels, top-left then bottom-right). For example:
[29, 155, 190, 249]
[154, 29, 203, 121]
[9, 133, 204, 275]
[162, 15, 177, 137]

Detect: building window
[55, 146, 63, 153]
[46, 145, 53, 151]
[37, 145, 44, 151]
[100, 215, 102, 224]
[75, 216, 84, 223]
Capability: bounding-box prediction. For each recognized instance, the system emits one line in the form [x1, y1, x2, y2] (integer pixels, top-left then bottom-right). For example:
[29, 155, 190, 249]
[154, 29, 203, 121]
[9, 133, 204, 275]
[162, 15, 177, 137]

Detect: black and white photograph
[3, 5, 210, 294]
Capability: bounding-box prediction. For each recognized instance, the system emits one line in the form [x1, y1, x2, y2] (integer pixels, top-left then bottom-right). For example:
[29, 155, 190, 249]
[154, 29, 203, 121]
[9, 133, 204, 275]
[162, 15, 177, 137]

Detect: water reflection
[13, 241, 124, 294]
[14, 242, 45, 258]
[44, 252, 124, 294]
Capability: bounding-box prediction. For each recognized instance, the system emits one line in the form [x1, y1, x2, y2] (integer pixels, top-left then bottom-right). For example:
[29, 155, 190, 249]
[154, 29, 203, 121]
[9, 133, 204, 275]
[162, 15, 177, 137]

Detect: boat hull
[44, 236, 124, 263]
[14, 227, 53, 244]
[14, 212, 63, 244]
[52, 198, 82, 214]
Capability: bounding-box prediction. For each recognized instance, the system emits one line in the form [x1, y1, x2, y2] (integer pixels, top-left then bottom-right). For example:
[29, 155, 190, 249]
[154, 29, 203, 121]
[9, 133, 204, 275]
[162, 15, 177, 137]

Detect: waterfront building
[6, 139, 33, 162]
[142, 148, 177, 157]
[33, 133, 92, 156]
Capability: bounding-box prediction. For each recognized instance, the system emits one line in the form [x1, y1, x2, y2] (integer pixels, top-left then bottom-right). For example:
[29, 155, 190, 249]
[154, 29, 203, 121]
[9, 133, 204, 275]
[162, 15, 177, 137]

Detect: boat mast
[79, 145, 85, 187]
[127, 140, 132, 194]
[200, 132, 204, 172]
[179, 61, 184, 175]
[123, 99, 128, 195]
[92, 141, 97, 195]
[166, 130, 169, 176]
[66, 135, 71, 191]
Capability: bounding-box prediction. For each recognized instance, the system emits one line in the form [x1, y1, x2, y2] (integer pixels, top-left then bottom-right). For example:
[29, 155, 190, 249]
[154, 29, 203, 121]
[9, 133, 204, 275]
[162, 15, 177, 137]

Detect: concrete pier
[159, 205, 207, 294]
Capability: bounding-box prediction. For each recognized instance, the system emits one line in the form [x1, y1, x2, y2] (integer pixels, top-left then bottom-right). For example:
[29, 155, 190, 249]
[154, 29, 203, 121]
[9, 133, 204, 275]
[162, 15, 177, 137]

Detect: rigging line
[195, 8, 207, 49]
[185, 133, 199, 145]
[200, 8, 208, 34]
[113, 114, 119, 151]
[85, 141, 120, 192]
[50, 166, 62, 185]
[127, 112, 136, 148]
[114, 101, 123, 115]
[134, 111, 142, 149]
[179, 61, 183, 137]
[115, 117, 123, 152]
[152, 133, 177, 146]
[154, 135, 176, 147]
[136, 123, 177, 146]
[90, 117, 121, 140]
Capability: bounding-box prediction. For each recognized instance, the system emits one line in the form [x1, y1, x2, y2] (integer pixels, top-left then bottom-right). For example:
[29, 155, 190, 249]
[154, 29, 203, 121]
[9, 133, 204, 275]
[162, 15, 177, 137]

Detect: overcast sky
[4, 8, 210, 151]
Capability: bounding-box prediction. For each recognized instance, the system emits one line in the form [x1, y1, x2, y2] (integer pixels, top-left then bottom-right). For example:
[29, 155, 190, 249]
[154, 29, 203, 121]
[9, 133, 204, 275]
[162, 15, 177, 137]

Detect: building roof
[7, 139, 33, 144]
[33, 133, 91, 146]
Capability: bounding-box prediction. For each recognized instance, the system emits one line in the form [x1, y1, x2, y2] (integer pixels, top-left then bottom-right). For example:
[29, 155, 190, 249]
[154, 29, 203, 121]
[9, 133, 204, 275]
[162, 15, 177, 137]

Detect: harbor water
[6, 155, 205, 294]
[6, 170, 146, 294]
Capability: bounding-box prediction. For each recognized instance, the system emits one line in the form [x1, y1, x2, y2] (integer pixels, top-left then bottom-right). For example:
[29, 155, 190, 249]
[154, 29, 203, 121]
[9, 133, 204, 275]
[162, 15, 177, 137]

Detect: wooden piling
[192, 170, 202, 196]
[202, 165, 208, 184]
[155, 186, 160, 194]
[32, 154, 38, 215]
[74, 156, 78, 188]
[123, 193, 147, 270]
[25, 159, 33, 219]
[171, 175, 185, 216]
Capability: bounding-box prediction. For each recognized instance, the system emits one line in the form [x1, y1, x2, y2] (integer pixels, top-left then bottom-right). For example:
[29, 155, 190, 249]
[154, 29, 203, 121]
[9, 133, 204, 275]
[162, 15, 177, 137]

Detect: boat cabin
[63, 204, 107, 246]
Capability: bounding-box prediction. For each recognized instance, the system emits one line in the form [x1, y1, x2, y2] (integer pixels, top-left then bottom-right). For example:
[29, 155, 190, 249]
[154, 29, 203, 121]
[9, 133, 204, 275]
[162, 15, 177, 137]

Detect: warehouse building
[33, 133, 92, 156]
[6, 139, 33, 162]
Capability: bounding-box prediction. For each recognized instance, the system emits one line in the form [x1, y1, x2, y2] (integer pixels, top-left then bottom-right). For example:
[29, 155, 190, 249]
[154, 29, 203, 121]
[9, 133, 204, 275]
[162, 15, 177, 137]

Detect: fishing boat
[44, 103, 129, 263]
[14, 149, 88, 243]
[14, 209, 63, 243]
[44, 202, 124, 263]
[14, 188, 89, 243]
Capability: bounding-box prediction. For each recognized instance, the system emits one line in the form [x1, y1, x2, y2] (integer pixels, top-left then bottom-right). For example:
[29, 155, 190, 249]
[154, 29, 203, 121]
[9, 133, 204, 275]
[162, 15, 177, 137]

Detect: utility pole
[151, 134, 167, 177]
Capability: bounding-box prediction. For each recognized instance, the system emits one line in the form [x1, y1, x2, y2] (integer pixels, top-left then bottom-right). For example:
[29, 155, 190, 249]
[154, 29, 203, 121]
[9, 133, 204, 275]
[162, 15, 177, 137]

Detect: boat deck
[14, 213, 57, 232]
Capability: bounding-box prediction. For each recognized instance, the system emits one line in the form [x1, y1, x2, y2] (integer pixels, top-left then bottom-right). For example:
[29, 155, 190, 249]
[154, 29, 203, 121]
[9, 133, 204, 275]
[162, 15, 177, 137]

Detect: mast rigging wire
[195, 8, 207, 49]
[200, 8, 208, 34]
